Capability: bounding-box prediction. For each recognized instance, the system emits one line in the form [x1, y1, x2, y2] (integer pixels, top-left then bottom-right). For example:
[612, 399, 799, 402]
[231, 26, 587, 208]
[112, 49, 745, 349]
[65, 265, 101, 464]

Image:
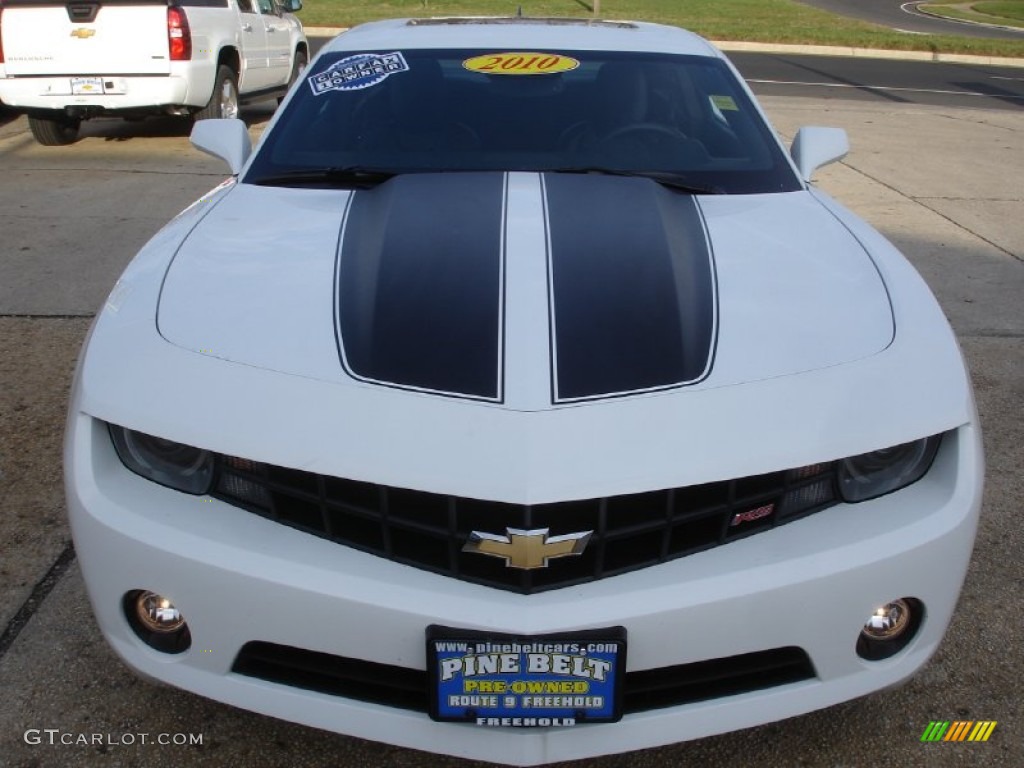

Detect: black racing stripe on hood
[544, 173, 716, 401]
[336, 172, 505, 400]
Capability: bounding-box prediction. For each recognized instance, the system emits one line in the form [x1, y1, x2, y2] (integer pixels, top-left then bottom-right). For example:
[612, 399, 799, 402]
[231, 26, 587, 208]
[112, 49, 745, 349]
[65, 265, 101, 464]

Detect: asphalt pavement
[729, 52, 1024, 109]
[792, 0, 1024, 39]
[0, 53, 1021, 768]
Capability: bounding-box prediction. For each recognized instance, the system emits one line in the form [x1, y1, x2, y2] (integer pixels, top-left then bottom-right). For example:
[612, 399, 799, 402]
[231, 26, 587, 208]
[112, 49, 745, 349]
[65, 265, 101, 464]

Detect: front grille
[233, 641, 816, 715]
[211, 458, 838, 593]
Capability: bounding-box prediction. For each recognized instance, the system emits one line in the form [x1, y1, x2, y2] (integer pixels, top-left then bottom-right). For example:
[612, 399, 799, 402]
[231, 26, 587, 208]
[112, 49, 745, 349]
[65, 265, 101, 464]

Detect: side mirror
[280, 0, 302, 11]
[190, 118, 252, 175]
[790, 126, 849, 182]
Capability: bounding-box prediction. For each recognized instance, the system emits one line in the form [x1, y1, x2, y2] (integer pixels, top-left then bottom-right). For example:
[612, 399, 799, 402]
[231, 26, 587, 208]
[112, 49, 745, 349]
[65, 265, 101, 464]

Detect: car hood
[158, 172, 892, 410]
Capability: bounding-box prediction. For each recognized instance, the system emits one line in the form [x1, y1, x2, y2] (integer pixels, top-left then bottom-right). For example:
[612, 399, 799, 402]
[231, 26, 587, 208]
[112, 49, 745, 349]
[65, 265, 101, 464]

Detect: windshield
[245, 48, 802, 194]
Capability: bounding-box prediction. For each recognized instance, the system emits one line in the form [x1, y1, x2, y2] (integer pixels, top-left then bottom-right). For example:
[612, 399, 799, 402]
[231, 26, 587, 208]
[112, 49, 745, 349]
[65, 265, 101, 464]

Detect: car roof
[321, 17, 724, 59]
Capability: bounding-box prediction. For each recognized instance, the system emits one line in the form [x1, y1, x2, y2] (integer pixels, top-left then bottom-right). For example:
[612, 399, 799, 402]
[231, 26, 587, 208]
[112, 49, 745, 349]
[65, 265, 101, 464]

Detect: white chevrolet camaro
[65, 16, 984, 765]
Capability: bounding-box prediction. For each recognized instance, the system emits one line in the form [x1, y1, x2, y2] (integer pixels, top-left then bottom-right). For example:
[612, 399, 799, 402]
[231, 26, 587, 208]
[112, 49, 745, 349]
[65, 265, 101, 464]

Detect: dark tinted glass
[246, 48, 801, 194]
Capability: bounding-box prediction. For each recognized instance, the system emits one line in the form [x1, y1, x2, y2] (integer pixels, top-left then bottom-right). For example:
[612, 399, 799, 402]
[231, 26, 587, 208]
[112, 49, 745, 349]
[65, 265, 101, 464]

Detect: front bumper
[66, 414, 983, 765]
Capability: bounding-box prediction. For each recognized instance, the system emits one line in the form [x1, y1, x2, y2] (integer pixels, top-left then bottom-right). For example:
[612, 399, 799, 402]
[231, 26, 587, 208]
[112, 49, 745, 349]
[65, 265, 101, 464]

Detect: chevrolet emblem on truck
[70, 28, 96, 38]
[463, 528, 593, 570]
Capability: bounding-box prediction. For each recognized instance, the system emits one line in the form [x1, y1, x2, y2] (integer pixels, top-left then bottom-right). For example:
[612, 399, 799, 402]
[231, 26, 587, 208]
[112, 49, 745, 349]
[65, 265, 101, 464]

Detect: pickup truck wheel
[28, 115, 81, 146]
[194, 65, 239, 122]
[279, 50, 308, 104]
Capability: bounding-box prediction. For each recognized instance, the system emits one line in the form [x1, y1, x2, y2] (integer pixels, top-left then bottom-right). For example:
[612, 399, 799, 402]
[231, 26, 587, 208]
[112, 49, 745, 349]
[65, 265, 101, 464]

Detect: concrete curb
[301, 25, 1024, 69]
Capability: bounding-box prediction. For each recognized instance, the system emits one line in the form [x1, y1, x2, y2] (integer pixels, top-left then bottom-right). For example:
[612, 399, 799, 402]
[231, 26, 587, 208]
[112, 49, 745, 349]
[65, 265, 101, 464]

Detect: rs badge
[463, 528, 592, 570]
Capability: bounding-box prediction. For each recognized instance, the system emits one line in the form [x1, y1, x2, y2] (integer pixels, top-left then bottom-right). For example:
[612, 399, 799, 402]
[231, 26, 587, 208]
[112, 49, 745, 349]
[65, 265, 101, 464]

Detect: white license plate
[71, 77, 104, 95]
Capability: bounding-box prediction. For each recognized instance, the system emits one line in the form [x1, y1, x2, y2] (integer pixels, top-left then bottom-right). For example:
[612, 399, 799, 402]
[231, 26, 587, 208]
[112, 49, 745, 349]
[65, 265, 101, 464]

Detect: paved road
[731, 52, 1024, 110]
[794, 0, 1024, 39]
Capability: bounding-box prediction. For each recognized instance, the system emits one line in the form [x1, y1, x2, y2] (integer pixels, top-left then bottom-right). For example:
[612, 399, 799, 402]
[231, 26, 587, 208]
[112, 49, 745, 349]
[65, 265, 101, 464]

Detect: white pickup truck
[0, 0, 308, 145]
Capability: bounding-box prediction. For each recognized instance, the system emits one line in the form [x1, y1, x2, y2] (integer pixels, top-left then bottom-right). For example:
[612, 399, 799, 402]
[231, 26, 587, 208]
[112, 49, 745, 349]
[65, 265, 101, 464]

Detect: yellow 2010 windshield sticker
[463, 52, 580, 75]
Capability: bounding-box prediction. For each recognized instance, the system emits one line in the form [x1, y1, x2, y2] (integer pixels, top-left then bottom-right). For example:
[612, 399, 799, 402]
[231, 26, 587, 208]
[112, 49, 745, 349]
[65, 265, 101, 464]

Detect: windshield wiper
[548, 168, 724, 195]
[248, 167, 398, 188]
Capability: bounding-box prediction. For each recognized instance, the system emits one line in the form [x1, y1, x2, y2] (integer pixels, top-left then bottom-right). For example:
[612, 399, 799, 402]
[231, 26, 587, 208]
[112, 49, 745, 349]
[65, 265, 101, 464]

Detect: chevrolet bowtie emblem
[463, 528, 592, 570]
[70, 28, 96, 38]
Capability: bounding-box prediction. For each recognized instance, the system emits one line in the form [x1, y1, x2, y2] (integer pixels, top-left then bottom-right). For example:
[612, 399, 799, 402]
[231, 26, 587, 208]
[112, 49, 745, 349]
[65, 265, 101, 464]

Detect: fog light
[135, 591, 186, 633]
[857, 597, 922, 660]
[124, 590, 191, 654]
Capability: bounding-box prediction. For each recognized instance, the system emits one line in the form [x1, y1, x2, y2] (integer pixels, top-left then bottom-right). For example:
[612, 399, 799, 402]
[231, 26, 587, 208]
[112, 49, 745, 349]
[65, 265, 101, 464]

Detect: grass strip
[921, 1, 1024, 29]
[972, 1, 1024, 22]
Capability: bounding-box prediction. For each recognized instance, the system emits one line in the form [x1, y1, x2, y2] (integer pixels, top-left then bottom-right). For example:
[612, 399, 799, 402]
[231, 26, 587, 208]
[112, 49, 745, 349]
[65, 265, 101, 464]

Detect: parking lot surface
[0, 93, 1021, 767]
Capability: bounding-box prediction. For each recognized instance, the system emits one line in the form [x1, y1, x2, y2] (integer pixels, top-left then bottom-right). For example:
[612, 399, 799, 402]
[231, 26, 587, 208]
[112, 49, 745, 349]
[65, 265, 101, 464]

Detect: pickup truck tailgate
[1, 1, 172, 76]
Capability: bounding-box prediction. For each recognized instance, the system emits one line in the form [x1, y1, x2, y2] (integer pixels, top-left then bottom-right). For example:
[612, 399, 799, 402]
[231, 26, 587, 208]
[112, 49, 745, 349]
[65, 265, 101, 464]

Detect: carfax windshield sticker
[428, 631, 626, 725]
[308, 52, 409, 95]
[463, 52, 580, 76]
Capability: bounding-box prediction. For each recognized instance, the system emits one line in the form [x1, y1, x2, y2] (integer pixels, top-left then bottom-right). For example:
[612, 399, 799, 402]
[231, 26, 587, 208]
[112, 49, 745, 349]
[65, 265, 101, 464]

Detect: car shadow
[0, 102, 22, 129]
[76, 100, 279, 142]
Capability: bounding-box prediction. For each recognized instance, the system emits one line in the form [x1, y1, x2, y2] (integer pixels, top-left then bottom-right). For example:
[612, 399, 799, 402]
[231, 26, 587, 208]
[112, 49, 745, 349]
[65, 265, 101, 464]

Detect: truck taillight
[167, 6, 192, 61]
[0, 10, 5, 65]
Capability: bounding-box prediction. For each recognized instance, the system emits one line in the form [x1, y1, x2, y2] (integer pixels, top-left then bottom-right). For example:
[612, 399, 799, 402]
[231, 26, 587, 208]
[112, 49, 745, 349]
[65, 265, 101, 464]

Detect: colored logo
[920, 721, 997, 742]
[730, 502, 774, 527]
[463, 528, 591, 569]
[463, 52, 579, 76]
[308, 52, 409, 95]
[70, 28, 96, 38]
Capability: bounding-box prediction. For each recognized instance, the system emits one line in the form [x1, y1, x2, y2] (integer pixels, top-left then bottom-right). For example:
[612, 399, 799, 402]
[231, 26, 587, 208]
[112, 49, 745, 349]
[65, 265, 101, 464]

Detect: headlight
[109, 425, 214, 494]
[838, 435, 942, 503]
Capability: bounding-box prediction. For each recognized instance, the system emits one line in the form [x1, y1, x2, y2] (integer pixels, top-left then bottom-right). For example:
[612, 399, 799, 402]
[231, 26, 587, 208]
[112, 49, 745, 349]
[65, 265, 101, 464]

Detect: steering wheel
[558, 120, 590, 150]
[601, 122, 689, 143]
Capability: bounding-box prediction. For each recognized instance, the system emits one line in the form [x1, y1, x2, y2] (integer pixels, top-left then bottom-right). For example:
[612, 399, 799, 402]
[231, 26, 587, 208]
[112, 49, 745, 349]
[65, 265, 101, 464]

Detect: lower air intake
[232, 641, 816, 714]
